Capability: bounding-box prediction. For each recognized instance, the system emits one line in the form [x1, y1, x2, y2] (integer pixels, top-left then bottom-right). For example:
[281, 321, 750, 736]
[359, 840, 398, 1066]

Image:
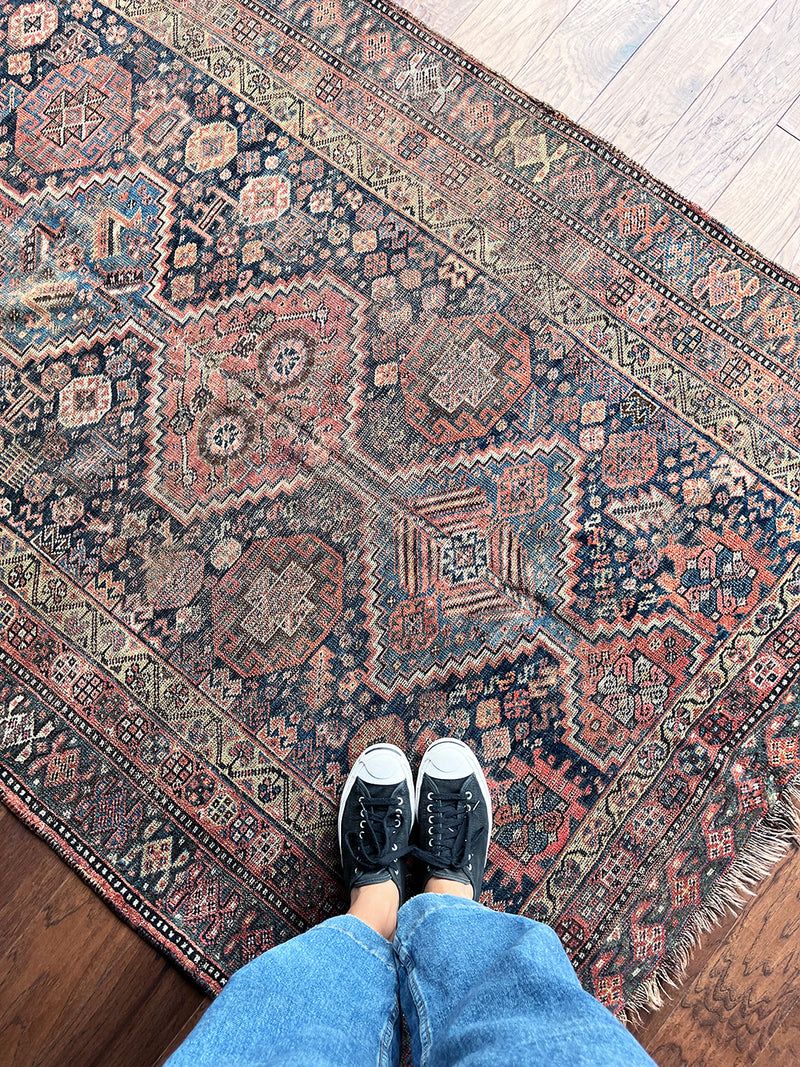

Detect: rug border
[0, 770, 224, 998]
[366, 0, 800, 293]
[625, 774, 800, 1023]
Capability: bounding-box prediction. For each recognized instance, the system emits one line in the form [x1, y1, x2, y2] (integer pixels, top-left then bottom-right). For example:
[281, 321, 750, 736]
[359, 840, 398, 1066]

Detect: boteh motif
[0, 0, 798, 1027]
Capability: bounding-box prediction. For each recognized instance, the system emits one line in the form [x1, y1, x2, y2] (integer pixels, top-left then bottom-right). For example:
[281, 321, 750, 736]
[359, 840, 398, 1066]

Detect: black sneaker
[414, 738, 493, 900]
[338, 743, 415, 902]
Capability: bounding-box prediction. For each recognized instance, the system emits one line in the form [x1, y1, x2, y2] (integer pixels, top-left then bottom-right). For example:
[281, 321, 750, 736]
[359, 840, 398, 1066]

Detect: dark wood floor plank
[0, 806, 71, 953]
[642, 847, 800, 1066]
[752, 996, 800, 1065]
[80, 948, 207, 1067]
[153, 1002, 210, 1067]
[0, 808, 208, 1067]
[0, 877, 131, 1065]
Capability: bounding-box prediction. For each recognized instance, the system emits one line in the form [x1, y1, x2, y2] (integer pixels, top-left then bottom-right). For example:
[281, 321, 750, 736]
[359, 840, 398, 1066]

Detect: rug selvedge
[1, 0, 800, 1018]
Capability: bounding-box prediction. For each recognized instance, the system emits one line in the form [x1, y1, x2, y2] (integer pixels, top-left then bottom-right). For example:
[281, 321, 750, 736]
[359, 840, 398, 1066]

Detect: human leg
[165, 910, 401, 1067]
[166, 744, 416, 1067]
[395, 893, 654, 1067]
[395, 739, 655, 1067]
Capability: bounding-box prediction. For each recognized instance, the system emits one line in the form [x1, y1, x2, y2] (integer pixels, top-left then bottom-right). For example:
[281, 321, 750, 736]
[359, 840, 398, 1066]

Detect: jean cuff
[394, 892, 482, 950]
[321, 913, 397, 973]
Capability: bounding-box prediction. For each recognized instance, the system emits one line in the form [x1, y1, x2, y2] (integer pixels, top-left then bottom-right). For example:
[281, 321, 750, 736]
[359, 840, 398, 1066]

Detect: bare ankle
[424, 876, 474, 898]
[347, 880, 400, 940]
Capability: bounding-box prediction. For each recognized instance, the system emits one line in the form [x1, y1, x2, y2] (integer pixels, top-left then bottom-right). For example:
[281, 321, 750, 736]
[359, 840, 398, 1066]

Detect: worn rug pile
[1, 0, 800, 1019]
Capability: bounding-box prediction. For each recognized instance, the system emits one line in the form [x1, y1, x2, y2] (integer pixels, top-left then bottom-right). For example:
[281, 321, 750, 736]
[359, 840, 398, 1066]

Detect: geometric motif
[497, 462, 548, 516]
[212, 536, 344, 675]
[58, 374, 113, 428]
[0, 169, 175, 364]
[8, 1, 58, 49]
[142, 273, 369, 519]
[185, 121, 238, 174]
[602, 432, 658, 489]
[566, 633, 694, 772]
[2, 0, 800, 1028]
[400, 314, 532, 443]
[677, 541, 757, 623]
[15, 58, 132, 171]
[239, 174, 292, 224]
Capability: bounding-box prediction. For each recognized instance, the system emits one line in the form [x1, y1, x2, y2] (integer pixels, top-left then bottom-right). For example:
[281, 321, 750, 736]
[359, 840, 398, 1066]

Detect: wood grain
[753, 996, 800, 1065]
[631, 894, 744, 1049]
[153, 1003, 209, 1067]
[515, 0, 679, 120]
[777, 93, 800, 139]
[581, 0, 773, 161]
[642, 847, 800, 1066]
[4, 3, 800, 1065]
[397, 0, 483, 38]
[447, 0, 578, 83]
[779, 225, 800, 279]
[0, 806, 207, 1067]
[710, 126, 800, 267]
[0, 808, 70, 953]
[646, 1, 800, 206]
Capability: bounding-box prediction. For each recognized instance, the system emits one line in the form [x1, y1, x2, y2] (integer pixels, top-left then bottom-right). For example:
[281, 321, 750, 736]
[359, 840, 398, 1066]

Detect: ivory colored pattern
[0, 0, 799, 1019]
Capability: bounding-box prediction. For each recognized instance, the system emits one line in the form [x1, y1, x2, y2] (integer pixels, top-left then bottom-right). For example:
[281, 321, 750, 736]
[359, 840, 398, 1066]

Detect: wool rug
[1, 0, 799, 1020]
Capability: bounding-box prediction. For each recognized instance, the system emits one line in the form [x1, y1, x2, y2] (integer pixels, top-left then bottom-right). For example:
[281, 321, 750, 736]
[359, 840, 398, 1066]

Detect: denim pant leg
[394, 895, 655, 1067]
[165, 915, 401, 1067]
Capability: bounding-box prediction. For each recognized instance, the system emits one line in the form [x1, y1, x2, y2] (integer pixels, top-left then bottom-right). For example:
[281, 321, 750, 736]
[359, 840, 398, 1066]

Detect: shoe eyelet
[426, 804, 433, 812]
[466, 791, 472, 799]
[427, 792, 433, 800]
[392, 844, 398, 851]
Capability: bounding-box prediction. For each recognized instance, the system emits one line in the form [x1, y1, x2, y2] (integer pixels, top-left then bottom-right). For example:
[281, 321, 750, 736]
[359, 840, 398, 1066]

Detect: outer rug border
[366, 0, 800, 294]
[2, 0, 799, 1027]
[0, 768, 224, 997]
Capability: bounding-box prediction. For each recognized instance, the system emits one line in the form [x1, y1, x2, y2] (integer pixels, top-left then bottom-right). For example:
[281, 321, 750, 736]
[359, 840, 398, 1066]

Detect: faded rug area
[1, 0, 800, 1019]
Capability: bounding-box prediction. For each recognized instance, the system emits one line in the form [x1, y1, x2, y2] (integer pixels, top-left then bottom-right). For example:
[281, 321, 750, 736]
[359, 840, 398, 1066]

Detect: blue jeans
[166, 894, 655, 1067]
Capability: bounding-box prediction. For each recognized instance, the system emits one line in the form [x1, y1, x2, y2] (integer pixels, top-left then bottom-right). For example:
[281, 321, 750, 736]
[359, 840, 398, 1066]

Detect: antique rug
[1, 0, 800, 1021]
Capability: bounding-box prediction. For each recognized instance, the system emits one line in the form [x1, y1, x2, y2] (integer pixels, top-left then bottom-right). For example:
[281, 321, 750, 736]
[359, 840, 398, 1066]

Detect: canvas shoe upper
[338, 743, 415, 902]
[414, 738, 492, 901]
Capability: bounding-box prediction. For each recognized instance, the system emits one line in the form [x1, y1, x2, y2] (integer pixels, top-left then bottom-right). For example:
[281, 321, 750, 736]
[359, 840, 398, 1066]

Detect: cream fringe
[622, 775, 800, 1027]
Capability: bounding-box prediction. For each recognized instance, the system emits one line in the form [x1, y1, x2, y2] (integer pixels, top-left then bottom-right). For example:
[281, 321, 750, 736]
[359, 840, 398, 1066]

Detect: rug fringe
[621, 775, 800, 1026]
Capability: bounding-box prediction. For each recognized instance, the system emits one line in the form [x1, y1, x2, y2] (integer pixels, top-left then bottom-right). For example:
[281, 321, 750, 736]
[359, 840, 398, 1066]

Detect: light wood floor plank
[779, 224, 800, 278]
[778, 93, 800, 139]
[444, 0, 578, 83]
[514, 0, 679, 121]
[397, 0, 484, 38]
[581, 0, 773, 163]
[645, 0, 800, 207]
[710, 126, 800, 267]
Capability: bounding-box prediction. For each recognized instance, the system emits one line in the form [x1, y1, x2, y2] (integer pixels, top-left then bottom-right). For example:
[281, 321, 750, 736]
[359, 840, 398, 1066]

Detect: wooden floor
[2, 801, 800, 1066]
[405, 0, 800, 274]
[3, 2, 800, 1065]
